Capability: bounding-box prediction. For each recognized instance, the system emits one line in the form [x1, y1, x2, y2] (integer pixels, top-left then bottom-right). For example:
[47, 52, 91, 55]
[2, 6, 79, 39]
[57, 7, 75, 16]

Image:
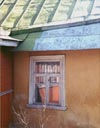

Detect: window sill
[26, 104, 67, 111]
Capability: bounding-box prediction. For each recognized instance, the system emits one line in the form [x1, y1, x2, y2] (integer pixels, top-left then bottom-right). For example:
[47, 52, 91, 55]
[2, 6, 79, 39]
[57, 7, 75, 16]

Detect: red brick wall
[0, 47, 13, 128]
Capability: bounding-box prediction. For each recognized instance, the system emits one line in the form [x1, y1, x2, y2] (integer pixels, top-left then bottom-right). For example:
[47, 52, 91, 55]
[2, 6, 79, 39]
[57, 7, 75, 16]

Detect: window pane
[35, 62, 60, 73]
[35, 86, 46, 104]
[48, 76, 60, 104]
[48, 76, 60, 84]
[36, 76, 45, 84]
[35, 62, 45, 73]
[49, 86, 59, 104]
[35, 76, 46, 103]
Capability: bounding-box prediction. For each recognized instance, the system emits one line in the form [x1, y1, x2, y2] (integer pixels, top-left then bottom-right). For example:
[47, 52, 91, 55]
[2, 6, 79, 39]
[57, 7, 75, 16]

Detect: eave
[12, 23, 100, 51]
[0, 36, 22, 47]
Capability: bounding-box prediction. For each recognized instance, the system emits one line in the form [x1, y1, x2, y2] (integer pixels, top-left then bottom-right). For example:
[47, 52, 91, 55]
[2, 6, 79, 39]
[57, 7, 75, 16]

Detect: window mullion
[59, 74, 61, 105]
[45, 73, 49, 105]
[34, 62, 36, 103]
[60, 60, 65, 106]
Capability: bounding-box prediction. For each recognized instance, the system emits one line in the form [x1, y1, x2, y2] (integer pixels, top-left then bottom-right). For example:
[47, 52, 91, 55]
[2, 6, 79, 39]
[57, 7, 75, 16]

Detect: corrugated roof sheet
[0, 0, 100, 30]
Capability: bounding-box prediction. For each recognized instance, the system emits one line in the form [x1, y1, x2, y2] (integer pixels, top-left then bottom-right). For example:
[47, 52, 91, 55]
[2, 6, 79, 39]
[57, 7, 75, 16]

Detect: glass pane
[49, 86, 59, 104]
[35, 62, 60, 73]
[35, 76, 46, 103]
[36, 76, 45, 85]
[48, 76, 60, 85]
[48, 76, 60, 104]
[35, 86, 46, 104]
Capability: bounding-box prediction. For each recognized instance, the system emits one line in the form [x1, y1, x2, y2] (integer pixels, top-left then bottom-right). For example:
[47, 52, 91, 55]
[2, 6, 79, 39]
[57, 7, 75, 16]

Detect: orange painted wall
[13, 50, 100, 128]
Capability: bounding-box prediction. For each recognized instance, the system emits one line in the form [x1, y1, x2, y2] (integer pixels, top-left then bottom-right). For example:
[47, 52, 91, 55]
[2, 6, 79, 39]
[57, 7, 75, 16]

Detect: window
[28, 55, 66, 110]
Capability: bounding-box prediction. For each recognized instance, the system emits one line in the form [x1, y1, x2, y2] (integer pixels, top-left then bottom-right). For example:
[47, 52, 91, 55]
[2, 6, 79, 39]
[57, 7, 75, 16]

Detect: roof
[0, 0, 100, 30]
[12, 23, 100, 51]
[0, 27, 21, 46]
[0, 0, 100, 50]
[0, 35, 21, 41]
[0, 36, 20, 46]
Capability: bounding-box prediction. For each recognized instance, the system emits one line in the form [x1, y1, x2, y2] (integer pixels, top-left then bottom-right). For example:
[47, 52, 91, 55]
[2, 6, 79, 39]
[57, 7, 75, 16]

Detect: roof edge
[0, 35, 22, 47]
[11, 18, 100, 35]
[0, 40, 19, 47]
[0, 36, 22, 42]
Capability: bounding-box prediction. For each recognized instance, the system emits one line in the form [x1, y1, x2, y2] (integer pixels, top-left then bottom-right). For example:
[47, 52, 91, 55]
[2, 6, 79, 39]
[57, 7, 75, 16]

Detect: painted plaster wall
[13, 50, 100, 128]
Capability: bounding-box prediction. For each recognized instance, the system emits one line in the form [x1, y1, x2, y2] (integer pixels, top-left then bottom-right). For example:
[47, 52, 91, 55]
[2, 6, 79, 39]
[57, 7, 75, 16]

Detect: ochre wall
[13, 50, 100, 128]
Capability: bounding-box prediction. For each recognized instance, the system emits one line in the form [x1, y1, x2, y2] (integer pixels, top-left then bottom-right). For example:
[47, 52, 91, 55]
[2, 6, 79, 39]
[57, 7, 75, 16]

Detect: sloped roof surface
[12, 23, 100, 51]
[0, 0, 100, 30]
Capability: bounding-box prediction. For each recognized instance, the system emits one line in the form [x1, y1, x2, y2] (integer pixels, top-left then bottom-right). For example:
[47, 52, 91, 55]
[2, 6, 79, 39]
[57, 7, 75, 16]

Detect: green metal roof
[12, 32, 41, 50]
[12, 22, 100, 51]
[0, 0, 100, 30]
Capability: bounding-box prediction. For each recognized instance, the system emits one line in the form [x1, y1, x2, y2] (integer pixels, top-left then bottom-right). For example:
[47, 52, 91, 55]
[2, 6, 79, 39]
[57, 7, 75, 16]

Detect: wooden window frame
[28, 55, 66, 110]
